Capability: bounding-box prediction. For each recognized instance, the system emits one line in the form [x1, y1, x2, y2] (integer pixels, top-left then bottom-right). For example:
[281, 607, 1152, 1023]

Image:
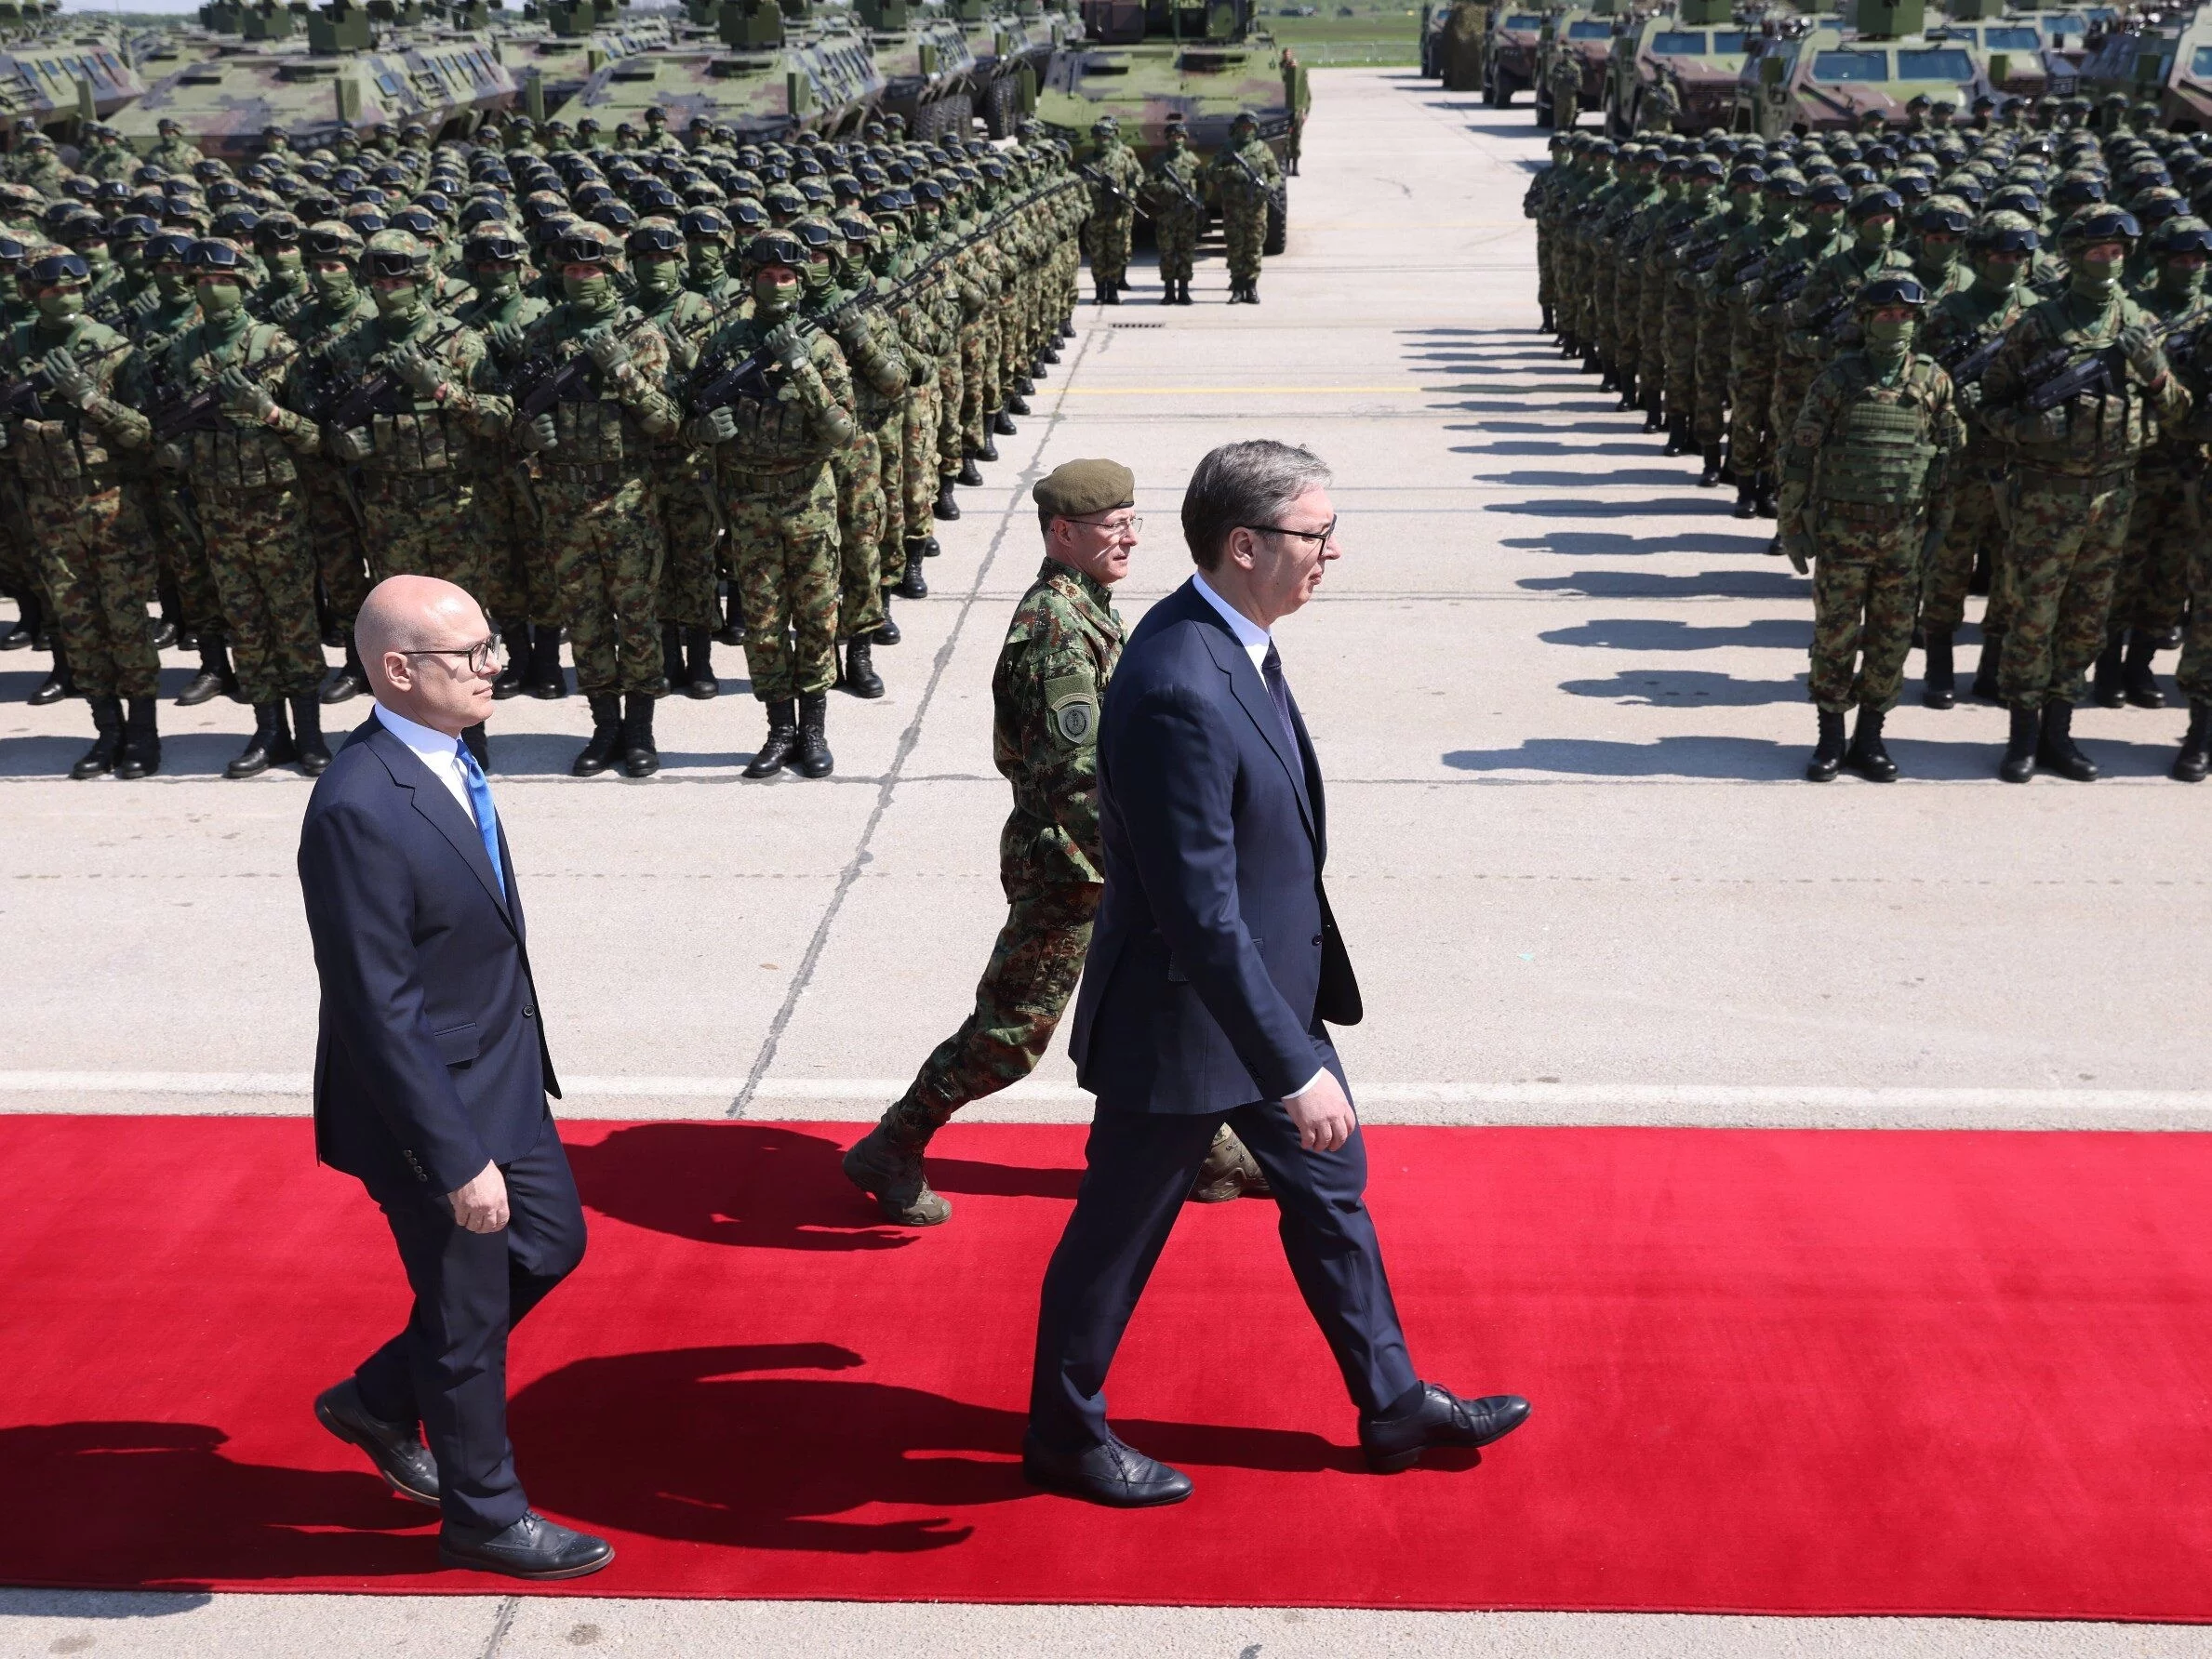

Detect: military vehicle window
[1896, 46, 1973, 80]
[1710, 31, 1746, 51]
[1811, 49, 1888, 80]
[1984, 27, 2040, 49]
[2192, 45, 2212, 76]
[378, 70, 406, 95]
[1505, 14, 1542, 30]
[1566, 20, 1610, 38]
[1650, 31, 1706, 53]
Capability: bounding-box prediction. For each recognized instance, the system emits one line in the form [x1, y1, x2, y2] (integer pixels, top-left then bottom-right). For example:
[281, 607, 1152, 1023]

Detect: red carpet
[4, 1115, 2212, 1617]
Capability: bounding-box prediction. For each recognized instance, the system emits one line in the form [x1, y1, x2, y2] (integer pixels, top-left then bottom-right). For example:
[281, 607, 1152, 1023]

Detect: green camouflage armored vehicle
[850, 0, 981, 141]
[2074, 10, 2212, 129]
[0, 30, 147, 140]
[1532, 0, 1622, 129]
[113, 0, 515, 160]
[496, 0, 673, 120]
[956, 0, 1083, 137]
[1732, 0, 1984, 136]
[1038, 0, 1304, 248]
[1481, 1, 1543, 104]
[1603, 0, 1749, 136]
[551, 0, 886, 138]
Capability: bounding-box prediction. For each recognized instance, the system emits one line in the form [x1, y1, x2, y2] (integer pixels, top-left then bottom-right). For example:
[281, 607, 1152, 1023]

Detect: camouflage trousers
[1691, 306, 1731, 446]
[1809, 512, 1924, 714]
[473, 458, 554, 627]
[1726, 335, 1777, 478]
[1223, 203, 1267, 284]
[132, 471, 223, 642]
[960, 324, 993, 454]
[1085, 209, 1134, 290]
[832, 428, 886, 639]
[299, 458, 369, 632]
[1661, 296, 1699, 417]
[937, 345, 966, 475]
[903, 375, 942, 520]
[1768, 355, 1822, 461]
[1155, 209, 1198, 282]
[2174, 536, 2212, 704]
[30, 481, 157, 699]
[361, 475, 486, 612]
[1999, 470, 2132, 710]
[197, 481, 325, 706]
[726, 459, 838, 703]
[2111, 459, 2194, 637]
[1552, 90, 1579, 131]
[541, 467, 664, 699]
[1920, 466, 2012, 638]
[874, 407, 906, 598]
[655, 449, 723, 630]
[883, 877, 1099, 1148]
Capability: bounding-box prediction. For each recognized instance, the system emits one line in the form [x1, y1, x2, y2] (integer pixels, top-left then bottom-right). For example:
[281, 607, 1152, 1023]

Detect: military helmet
[302, 219, 365, 260]
[729, 196, 768, 232]
[1846, 183, 1901, 220]
[740, 229, 807, 272]
[360, 228, 431, 280]
[108, 213, 160, 246]
[2148, 213, 2212, 259]
[627, 217, 684, 259]
[210, 206, 260, 243]
[144, 229, 196, 267]
[1232, 110, 1258, 131]
[185, 236, 258, 286]
[23, 247, 88, 286]
[681, 205, 731, 242]
[387, 205, 440, 239]
[1855, 273, 1931, 312]
[550, 220, 620, 265]
[461, 221, 527, 264]
[1912, 197, 1971, 236]
[2060, 203, 2141, 246]
[1968, 210, 2039, 256]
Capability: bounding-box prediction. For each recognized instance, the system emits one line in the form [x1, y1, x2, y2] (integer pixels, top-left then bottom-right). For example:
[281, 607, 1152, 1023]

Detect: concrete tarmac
[4, 67, 2209, 1657]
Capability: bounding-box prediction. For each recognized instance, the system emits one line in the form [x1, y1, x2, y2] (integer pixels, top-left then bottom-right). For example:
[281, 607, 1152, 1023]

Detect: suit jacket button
[1312, 935, 1323, 947]
[523, 1005, 536, 1018]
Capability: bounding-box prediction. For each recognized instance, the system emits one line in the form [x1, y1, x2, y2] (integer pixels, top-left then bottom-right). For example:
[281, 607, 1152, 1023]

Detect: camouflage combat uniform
[1080, 130, 1144, 299]
[1209, 124, 1283, 297]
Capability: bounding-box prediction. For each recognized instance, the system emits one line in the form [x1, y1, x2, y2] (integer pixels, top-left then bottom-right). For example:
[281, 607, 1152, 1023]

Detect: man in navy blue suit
[1024, 441, 1532, 1506]
[297, 574, 611, 1579]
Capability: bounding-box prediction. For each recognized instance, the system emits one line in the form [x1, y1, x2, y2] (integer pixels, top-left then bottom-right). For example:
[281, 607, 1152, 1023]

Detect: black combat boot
[794, 690, 833, 778]
[1697, 443, 1725, 487]
[993, 408, 1018, 437]
[1999, 705, 2040, 783]
[72, 696, 125, 780]
[148, 611, 176, 652]
[1177, 280, 1194, 305]
[620, 692, 659, 777]
[2174, 701, 2212, 782]
[1754, 471, 1778, 518]
[1846, 707, 1899, 781]
[1641, 398, 1663, 433]
[288, 693, 331, 776]
[1014, 374, 1035, 396]
[2091, 632, 2125, 708]
[1921, 631, 1956, 709]
[2035, 699, 2098, 781]
[873, 596, 900, 646]
[1245, 278, 1259, 303]
[527, 624, 568, 698]
[1005, 392, 1031, 417]
[659, 621, 686, 697]
[572, 694, 623, 777]
[1663, 415, 1690, 458]
[227, 702, 297, 779]
[491, 619, 530, 698]
[1615, 369, 1636, 411]
[321, 632, 367, 705]
[841, 633, 883, 698]
[1094, 278, 1113, 305]
[744, 698, 799, 778]
[29, 644, 72, 705]
[684, 626, 717, 698]
[0, 589, 39, 650]
[1972, 630, 2005, 701]
[934, 476, 962, 520]
[1732, 475, 1757, 518]
[957, 454, 985, 486]
[116, 696, 160, 780]
[1061, 316, 1077, 338]
[1968, 547, 1992, 597]
[178, 637, 238, 707]
[714, 584, 746, 646]
[1805, 710, 1847, 782]
[1541, 301, 1556, 334]
[978, 431, 1000, 463]
[898, 541, 929, 600]
[2122, 631, 2165, 708]
[1599, 364, 1618, 393]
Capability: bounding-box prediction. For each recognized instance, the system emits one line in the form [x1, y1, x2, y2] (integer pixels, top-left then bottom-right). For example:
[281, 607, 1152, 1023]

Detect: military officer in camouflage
[1779, 275, 1965, 783]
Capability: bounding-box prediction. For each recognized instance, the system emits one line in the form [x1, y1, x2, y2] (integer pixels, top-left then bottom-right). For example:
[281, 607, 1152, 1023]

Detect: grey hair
[1180, 440, 1331, 571]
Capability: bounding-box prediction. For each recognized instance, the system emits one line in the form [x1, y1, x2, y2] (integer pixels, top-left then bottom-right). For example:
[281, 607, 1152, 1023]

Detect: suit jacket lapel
[1180, 581, 1317, 843]
[361, 720, 517, 934]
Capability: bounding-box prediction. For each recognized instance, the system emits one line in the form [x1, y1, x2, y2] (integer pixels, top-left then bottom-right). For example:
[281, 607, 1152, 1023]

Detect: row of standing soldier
[1526, 121, 2212, 785]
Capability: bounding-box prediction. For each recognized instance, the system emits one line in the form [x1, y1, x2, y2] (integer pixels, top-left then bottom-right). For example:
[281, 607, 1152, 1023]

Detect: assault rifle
[1798, 291, 1850, 336]
[2019, 316, 2195, 414]
[146, 350, 290, 442]
[503, 311, 663, 424]
[1148, 165, 1205, 218]
[1760, 259, 1811, 305]
[1938, 325, 2010, 388]
[0, 338, 129, 424]
[1080, 163, 1129, 207]
[319, 320, 467, 431]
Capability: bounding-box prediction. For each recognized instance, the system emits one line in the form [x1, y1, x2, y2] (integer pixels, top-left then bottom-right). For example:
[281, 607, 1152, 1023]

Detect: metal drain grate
[1113, 322, 1166, 329]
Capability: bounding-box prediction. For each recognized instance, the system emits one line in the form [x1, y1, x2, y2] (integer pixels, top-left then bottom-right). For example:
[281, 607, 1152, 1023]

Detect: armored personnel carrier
[1481, 2, 1543, 105]
[2076, 9, 2211, 129]
[848, 0, 980, 140]
[496, 0, 673, 121]
[957, 0, 1081, 137]
[113, 0, 514, 159]
[551, 0, 886, 138]
[1732, 0, 1982, 136]
[1531, 0, 1622, 129]
[1603, 0, 1748, 136]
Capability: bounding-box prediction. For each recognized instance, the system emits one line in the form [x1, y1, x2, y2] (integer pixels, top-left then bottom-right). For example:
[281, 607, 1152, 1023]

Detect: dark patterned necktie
[1260, 639, 1298, 752]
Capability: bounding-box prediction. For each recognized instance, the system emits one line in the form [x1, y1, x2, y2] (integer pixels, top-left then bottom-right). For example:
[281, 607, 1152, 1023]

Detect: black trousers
[353, 1113, 586, 1533]
[1028, 1098, 1419, 1453]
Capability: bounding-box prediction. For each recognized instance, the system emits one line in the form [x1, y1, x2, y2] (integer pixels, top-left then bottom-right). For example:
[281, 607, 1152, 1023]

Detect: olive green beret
[1033, 458, 1135, 520]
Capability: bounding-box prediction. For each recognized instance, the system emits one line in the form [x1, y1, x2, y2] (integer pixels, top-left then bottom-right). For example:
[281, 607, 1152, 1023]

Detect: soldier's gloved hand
[41, 348, 94, 409]
[1955, 379, 1984, 412]
[1780, 527, 1813, 576]
[218, 365, 275, 423]
[695, 405, 739, 445]
[2033, 405, 2072, 444]
[2120, 323, 2168, 381]
[764, 320, 806, 369]
[153, 438, 185, 471]
[1774, 478, 1809, 524]
[489, 320, 527, 361]
[516, 410, 558, 454]
[330, 425, 375, 463]
[587, 327, 633, 375]
[390, 341, 444, 400]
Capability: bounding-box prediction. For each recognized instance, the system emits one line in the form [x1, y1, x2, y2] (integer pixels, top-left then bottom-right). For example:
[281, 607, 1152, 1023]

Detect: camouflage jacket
[313, 311, 512, 473]
[994, 556, 1124, 888]
[1922, 282, 2026, 462]
[1782, 351, 1965, 515]
[514, 300, 684, 466]
[1207, 137, 1282, 214]
[1084, 141, 1145, 217]
[0, 315, 148, 497]
[1979, 287, 2192, 475]
[684, 310, 854, 471]
[1784, 242, 1913, 359]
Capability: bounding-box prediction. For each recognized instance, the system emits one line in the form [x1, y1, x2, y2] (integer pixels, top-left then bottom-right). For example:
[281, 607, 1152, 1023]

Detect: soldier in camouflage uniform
[1145, 117, 1205, 307]
[1779, 275, 1965, 783]
[1657, 154, 1724, 458]
[1210, 111, 1283, 305]
[686, 229, 856, 780]
[1720, 168, 1806, 516]
[1547, 52, 1583, 136]
[1917, 210, 2036, 707]
[821, 206, 913, 697]
[1688, 163, 1770, 489]
[1080, 117, 1143, 305]
[1978, 204, 2191, 782]
[512, 221, 683, 778]
[290, 220, 380, 704]
[2, 247, 160, 778]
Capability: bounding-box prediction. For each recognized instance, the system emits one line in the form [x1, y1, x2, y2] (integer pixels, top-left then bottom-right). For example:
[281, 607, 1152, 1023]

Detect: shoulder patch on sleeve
[1043, 670, 1098, 746]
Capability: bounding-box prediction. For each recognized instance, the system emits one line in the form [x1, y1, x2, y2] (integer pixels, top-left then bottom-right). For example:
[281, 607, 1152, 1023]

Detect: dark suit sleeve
[299, 797, 493, 1193]
[1118, 680, 1323, 1103]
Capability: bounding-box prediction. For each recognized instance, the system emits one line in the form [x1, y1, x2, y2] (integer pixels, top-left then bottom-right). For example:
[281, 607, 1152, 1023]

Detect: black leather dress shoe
[1359, 1383, 1530, 1474]
[314, 1378, 439, 1506]
[439, 1511, 614, 1580]
[1021, 1431, 1193, 1507]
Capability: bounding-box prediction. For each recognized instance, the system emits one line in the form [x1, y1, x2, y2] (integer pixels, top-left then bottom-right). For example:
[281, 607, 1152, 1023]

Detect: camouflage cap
[1033, 458, 1135, 520]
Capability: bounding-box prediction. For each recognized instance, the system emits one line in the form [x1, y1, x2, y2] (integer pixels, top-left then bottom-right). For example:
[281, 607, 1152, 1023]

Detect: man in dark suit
[297, 574, 611, 1579]
[1025, 441, 1531, 1506]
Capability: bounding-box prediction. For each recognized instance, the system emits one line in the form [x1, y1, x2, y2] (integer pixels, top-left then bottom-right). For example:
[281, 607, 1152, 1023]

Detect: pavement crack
[478, 1595, 520, 1659]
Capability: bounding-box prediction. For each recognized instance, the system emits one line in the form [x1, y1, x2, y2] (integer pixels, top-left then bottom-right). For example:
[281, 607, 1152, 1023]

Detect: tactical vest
[366, 404, 477, 475]
[182, 325, 301, 492]
[1815, 392, 1939, 509]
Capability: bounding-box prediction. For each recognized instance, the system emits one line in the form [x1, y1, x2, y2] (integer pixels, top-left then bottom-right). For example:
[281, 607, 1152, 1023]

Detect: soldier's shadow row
[1401, 324, 2190, 781]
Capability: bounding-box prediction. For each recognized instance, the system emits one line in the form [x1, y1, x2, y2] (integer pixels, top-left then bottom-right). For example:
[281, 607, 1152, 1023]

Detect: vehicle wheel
[947, 91, 976, 136]
[1498, 73, 1515, 107]
[983, 76, 1019, 138]
[1263, 189, 1286, 258]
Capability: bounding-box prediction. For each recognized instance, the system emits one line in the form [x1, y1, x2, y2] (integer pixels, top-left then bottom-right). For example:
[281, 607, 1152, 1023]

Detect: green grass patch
[1262, 7, 1421, 65]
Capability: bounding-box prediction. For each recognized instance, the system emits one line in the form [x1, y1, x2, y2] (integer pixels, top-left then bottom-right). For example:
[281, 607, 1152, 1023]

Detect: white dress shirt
[375, 702, 478, 824]
[1186, 574, 1327, 1103]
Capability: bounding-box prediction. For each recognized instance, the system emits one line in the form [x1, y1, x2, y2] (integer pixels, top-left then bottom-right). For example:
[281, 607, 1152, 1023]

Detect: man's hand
[42, 347, 94, 409]
[764, 319, 806, 369]
[390, 340, 444, 400]
[587, 327, 631, 374]
[330, 424, 374, 462]
[1285, 1069, 1355, 1153]
[516, 410, 558, 453]
[218, 365, 275, 423]
[448, 1160, 509, 1233]
[2120, 322, 2167, 382]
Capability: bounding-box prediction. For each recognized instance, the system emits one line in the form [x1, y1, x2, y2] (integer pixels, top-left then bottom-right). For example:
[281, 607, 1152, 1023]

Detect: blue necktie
[1260, 640, 1299, 752]
[458, 742, 506, 903]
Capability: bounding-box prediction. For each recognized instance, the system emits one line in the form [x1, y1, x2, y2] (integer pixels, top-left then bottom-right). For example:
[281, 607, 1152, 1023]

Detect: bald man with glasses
[846, 460, 1273, 1227]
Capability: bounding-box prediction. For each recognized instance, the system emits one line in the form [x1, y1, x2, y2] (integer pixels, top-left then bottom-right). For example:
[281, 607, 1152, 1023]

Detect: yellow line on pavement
[1058, 384, 1426, 396]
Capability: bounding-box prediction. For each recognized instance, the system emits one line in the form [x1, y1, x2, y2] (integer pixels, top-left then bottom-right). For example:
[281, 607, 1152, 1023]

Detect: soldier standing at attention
[1081, 117, 1142, 306]
[1209, 111, 1282, 305]
[845, 460, 1264, 1226]
[1547, 52, 1582, 135]
[1637, 75, 1680, 134]
[1145, 116, 1204, 308]
[147, 117, 202, 176]
[1778, 276, 1965, 783]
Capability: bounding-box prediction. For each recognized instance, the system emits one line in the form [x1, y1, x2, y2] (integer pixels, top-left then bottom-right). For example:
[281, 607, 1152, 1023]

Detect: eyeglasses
[399, 638, 502, 674]
[1242, 518, 1339, 550]
[1068, 512, 1141, 536]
